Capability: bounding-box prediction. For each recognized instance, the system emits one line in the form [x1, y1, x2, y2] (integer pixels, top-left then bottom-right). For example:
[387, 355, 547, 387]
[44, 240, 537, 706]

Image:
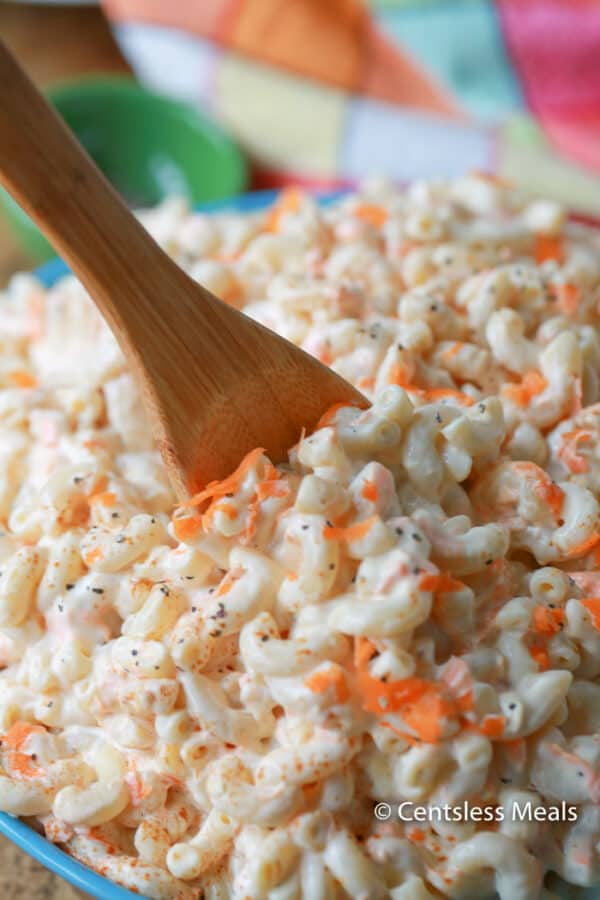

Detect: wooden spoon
[0, 41, 365, 499]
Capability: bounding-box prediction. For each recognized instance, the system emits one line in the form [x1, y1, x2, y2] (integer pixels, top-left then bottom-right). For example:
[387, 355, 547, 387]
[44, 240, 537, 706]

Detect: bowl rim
[26, 188, 347, 286]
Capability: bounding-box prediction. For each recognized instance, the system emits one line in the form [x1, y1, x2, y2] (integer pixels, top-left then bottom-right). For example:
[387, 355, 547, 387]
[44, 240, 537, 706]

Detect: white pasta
[1, 176, 600, 899]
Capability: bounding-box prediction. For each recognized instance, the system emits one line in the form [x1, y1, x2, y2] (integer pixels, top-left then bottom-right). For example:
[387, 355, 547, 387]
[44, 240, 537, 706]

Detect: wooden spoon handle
[0, 39, 189, 337]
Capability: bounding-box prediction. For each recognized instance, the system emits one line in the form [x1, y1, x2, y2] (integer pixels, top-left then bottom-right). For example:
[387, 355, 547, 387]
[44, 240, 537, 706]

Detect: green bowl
[0, 77, 248, 262]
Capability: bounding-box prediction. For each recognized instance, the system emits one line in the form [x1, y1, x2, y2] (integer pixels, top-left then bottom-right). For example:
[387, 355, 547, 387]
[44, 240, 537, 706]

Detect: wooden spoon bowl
[0, 41, 366, 499]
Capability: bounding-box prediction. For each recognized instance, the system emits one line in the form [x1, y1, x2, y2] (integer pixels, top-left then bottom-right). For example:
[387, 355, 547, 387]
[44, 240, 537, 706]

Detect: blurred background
[1, 1, 128, 282]
[2, 0, 600, 285]
[1, 0, 600, 895]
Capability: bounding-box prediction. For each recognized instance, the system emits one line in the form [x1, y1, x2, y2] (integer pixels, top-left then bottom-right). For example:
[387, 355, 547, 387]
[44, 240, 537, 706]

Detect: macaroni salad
[2, 177, 600, 899]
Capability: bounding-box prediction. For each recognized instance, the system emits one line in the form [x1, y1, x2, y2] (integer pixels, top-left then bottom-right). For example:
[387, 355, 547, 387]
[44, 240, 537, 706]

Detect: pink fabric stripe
[498, 0, 600, 115]
[542, 113, 600, 172]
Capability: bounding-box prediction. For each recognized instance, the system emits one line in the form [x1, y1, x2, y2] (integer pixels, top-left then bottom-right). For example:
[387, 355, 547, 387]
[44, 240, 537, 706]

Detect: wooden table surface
[0, 12, 129, 897]
[0, 1, 130, 286]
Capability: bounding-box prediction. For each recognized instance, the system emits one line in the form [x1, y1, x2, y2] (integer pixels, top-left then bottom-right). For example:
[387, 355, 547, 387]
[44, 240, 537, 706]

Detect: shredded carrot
[407, 827, 426, 843]
[183, 447, 266, 509]
[550, 282, 581, 315]
[502, 370, 547, 408]
[203, 500, 239, 534]
[546, 744, 599, 786]
[355, 665, 431, 716]
[238, 463, 289, 542]
[216, 576, 234, 597]
[510, 463, 563, 522]
[354, 203, 389, 229]
[535, 233, 564, 265]
[88, 491, 117, 508]
[305, 665, 349, 703]
[419, 572, 465, 594]
[323, 515, 377, 542]
[82, 439, 106, 451]
[373, 678, 435, 718]
[361, 480, 378, 503]
[202, 500, 239, 530]
[85, 547, 104, 565]
[402, 690, 454, 743]
[89, 474, 108, 495]
[441, 342, 464, 361]
[525, 580, 565, 664]
[210, 251, 241, 264]
[440, 657, 474, 712]
[354, 638, 456, 743]
[127, 762, 152, 806]
[387, 365, 475, 407]
[565, 533, 600, 559]
[263, 462, 279, 482]
[388, 364, 411, 388]
[2, 722, 46, 779]
[354, 636, 377, 669]
[580, 598, 600, 630]
[171, 514, 203, 542]
[264, 187, 303, 232]
[256, 480, 288, 501]
[424, 388, 475, 406]
[2, 721, 46, 751]
[379, 720, 421, 745]
[419, 573, 442, 593]
[540, 480, 565, 521]
[439, 657, 471, 692]
[357, 376, 376, 391]
[478, 714, 506, 739]
[528, 644, 549, 670]
[8, 370, 37, 389]
[455, 691, 474, 713]
[316, 402, 358, 429]
[215, 567, 244, 598]
[532, 605, 565, 635]
[243, 502, 261, 544]
[557, 429, 593, 474]
[7, 752, 41, 779]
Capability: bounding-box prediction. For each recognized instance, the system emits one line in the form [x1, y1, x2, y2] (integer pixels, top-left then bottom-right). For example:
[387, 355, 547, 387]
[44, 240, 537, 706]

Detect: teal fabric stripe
[376, 0, 525, 121]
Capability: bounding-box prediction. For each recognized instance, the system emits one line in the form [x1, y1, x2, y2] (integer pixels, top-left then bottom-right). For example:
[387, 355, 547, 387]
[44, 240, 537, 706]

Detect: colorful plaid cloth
[102, 0, 600, 214]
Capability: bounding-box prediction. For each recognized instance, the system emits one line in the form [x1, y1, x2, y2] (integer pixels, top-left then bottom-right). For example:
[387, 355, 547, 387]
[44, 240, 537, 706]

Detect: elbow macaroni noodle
[1, 176, 600, 898]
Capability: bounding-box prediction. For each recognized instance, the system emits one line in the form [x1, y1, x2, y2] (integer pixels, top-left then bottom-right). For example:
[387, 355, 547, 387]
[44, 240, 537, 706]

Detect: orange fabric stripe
[362, 23, 461, 117]
[103, 0, 461, 117]
[229, 0, 367, 91]
[102, 0, 238, 42]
